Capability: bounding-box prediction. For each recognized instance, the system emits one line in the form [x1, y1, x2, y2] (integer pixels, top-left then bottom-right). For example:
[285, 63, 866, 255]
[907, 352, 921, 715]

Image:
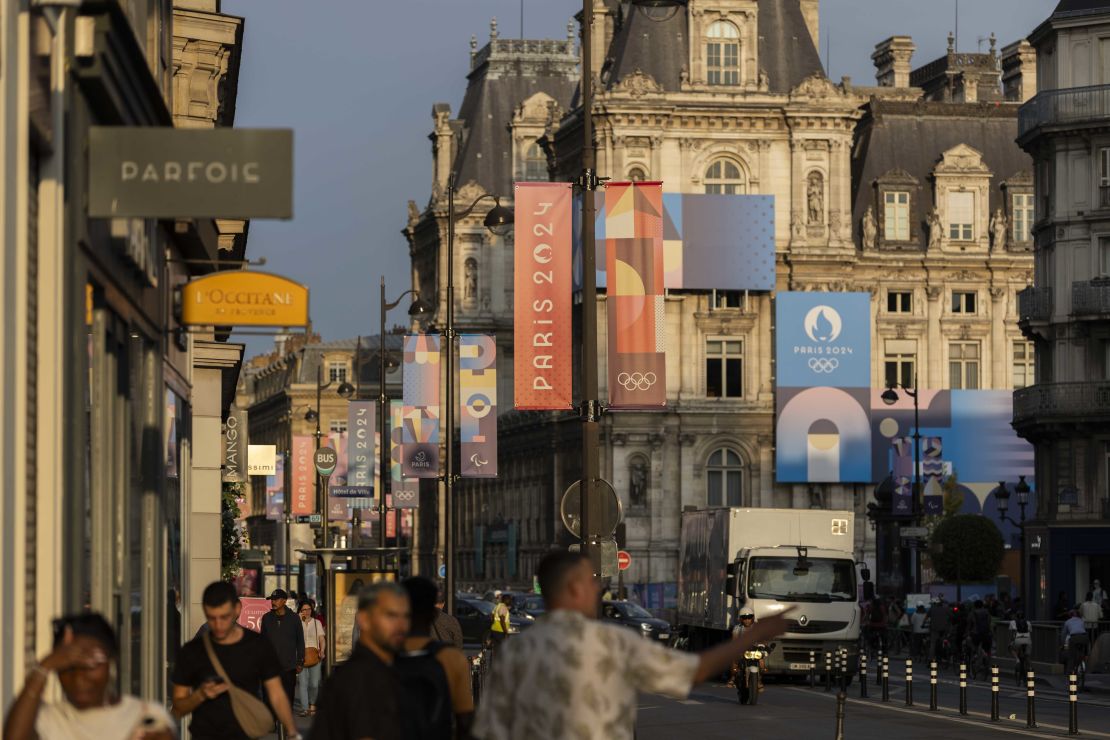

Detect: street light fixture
[880, 376, 922, 594]
[994, 475, 1030, 610]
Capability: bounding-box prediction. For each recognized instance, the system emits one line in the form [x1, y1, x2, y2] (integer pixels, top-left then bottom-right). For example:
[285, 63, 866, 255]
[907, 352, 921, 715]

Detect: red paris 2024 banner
[514, 183, 574, 410]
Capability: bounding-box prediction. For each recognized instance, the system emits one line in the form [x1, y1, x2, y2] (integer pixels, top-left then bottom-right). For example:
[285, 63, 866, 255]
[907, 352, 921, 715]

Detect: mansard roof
[604, 0, 823, 94]
[1053, 0, 1110, 16]
[451, 36, 579, 196]
[851, 100, 1032, 246]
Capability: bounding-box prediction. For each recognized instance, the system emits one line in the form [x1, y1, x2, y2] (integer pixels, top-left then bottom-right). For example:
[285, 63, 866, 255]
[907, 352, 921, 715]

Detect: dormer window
[947, 191, 975, 241]
[522, 140, 547, 182]
[706, 21, 740, 86]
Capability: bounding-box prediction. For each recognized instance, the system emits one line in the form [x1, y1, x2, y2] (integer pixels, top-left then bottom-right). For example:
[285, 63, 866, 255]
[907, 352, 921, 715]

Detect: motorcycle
[736, 643, 769, 705]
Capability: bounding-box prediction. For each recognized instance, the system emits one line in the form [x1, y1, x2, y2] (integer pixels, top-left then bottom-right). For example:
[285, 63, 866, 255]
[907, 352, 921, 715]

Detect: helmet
[739, 608, 755, 619]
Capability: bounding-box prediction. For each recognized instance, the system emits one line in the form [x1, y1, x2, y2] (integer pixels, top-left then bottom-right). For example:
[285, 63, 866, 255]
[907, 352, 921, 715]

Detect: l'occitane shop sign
[181, 272, 309, 327]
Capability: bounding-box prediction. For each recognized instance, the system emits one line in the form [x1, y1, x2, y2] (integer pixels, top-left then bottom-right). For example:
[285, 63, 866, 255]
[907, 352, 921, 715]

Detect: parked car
[455, 596, 531, 644]
[601, 600, 672, 644]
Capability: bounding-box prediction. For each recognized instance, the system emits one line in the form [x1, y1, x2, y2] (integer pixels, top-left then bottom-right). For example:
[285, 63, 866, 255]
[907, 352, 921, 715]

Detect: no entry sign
[617, 550, 632, 571]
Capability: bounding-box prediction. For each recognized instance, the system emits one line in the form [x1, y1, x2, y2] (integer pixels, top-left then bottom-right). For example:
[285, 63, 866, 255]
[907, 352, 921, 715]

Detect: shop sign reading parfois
[181, 272, 309, 328]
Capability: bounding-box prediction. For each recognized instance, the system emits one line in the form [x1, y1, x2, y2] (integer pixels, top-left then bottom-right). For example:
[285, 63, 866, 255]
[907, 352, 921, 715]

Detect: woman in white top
[295, 600, 326, 717]
[3, 613, 175, 740]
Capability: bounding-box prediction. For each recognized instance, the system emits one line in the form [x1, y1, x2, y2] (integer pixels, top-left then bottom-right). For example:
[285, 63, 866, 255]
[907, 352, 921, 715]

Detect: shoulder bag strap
[202, 632, 233, 684]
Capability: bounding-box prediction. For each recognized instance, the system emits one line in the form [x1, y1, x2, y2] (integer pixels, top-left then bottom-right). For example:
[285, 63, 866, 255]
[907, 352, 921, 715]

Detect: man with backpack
[398, 577, 475, 740]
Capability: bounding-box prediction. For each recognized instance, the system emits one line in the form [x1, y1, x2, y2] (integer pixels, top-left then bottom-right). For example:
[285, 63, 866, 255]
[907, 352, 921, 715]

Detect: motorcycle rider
[728, 609, 763, 692]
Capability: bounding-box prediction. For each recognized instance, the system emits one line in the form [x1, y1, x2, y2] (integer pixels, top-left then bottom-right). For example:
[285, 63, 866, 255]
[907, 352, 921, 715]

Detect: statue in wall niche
[629, 457, 648, 508]
[927, 207, 943, 251]
[990, 208, 1008, 251]
[861, 206, 877, 249]
[758, 68, 769, 91]
[807, 171, 824, 225]
[464, 257, 478, 301]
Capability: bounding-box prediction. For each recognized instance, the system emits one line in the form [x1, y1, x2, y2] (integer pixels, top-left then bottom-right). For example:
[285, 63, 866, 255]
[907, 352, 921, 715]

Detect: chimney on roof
[1001, 39, 1037, 103]
[872, 36, 916, 88]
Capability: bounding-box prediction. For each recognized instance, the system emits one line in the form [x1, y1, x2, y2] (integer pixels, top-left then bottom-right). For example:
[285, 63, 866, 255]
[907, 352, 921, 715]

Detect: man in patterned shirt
[474, 550, 790, 740]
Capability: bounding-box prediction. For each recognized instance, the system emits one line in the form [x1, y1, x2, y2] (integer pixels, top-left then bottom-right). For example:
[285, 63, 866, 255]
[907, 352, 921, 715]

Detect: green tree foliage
[221, 482, 244, 581]
[930, 514, 1004, 584]
[942, 473, 964, 518]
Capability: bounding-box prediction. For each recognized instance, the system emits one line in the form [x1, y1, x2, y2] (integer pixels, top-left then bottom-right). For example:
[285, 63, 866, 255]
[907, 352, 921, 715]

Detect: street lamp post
[336, 341, 358, 546]
[881, 376, 922, 594]
[995, 476, 1030, 609]
[379, 281, 430, 572]
[442, 187, 512, 616]
[303, 365, 334, 545]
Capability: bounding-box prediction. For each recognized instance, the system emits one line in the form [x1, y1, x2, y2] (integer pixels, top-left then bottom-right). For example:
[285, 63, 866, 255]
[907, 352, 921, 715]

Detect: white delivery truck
[677, 508, 861, 677]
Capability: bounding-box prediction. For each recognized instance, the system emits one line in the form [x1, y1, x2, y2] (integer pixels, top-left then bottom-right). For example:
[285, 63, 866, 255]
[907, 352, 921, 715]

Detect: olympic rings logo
[617, 371, 657, 391]
[808, 358, 840, 373]
[393, 490, 417, 503]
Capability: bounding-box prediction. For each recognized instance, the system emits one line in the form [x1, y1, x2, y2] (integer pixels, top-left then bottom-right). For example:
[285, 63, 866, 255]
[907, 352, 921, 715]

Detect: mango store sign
[88, 127, 293, 219]
[181, 271, 309, 328]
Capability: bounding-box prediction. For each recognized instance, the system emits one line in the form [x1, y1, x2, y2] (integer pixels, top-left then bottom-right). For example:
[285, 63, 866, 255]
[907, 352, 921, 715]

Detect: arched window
[704, 159, 746, 195]
[706, 21, 740, 86]
[706, 448, 743, 507]
[522, 140, 547, 181]
[628, 166, 647, 182]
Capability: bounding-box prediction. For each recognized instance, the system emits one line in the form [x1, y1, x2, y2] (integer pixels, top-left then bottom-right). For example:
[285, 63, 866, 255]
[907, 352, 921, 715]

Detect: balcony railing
[1019, 83, 1110, 139]
[1017, 286, 1053, 321]
[1013, 381, 1110, 424]
[1073, 280, 1110, 316]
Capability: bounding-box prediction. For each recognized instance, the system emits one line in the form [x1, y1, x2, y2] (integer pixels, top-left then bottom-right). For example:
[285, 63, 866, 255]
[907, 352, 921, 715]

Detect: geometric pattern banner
[265, 453, 285, 521]
[605, 181, 666, 409]
[391, 400, 419, 509]
[459, 334, 498, 477]
[923, 436, 944, 515]
[402, 334, 441, 478]
[891, 437, 914, 517]
[514, 182, 574, 410]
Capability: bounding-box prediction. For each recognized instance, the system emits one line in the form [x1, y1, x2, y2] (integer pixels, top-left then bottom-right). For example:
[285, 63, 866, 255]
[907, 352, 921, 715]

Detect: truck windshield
[747, 557, 855, 602]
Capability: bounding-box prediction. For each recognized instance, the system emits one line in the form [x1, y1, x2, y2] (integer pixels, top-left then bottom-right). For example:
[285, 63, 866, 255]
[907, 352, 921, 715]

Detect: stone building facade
[1015, 0, 1110, 619]
[405, 1, 1038, 602]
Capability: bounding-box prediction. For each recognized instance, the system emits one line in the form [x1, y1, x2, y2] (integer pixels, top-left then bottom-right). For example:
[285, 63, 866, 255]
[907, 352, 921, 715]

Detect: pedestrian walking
[3, 613, 175, 740]
[260, 588, 305, 712]
[927, 599, 951, 662]
[171, 581, 300, 740]
[488, 594, 512, 649]
[431, 588, 465, 649]
[910, 603, 928, 658]
[1080, 591, 1101, 640]
[399, 577, 475, 739]
[310, 582, 409, 740]
[473, 550, 791, 740]
[296, 600, 325, 718]
[1092, 579, 1105, 610]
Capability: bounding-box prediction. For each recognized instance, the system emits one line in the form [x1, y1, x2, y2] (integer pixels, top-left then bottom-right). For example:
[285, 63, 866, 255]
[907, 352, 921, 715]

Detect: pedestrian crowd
[3, 550, 791, 740]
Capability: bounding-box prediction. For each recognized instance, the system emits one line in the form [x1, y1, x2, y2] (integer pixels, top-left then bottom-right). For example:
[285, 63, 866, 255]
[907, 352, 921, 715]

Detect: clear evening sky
[222, 0, 1053, 360]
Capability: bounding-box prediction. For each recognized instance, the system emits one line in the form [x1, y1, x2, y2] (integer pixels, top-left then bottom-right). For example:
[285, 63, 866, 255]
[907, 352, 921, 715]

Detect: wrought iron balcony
[1013, 381, 1110, 426]
[1017, 286, 1053, 321]
[1019, 84, 1110, 140]
[1073, 280, 1110, 316]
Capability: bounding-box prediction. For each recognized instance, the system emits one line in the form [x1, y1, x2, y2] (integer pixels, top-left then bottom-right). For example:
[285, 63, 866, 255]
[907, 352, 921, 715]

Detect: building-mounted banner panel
[391, 400, 419, 509]
[459, 334, 498, 477]
[247, 444, 276, 476]
[775, 292, 872, 482]
[88, 127, 293, 219]
[339, 401, 375, 499]
[514, 182, 574, 410]
[265, 454, 285, 521]
[575, 192, 776, 291]
[181, 271, 308, 328]
[402, 334, 441, 478]
[291, 436, 314, 516]
[606, 182, 666, 409]
[222, 406, 247, 483]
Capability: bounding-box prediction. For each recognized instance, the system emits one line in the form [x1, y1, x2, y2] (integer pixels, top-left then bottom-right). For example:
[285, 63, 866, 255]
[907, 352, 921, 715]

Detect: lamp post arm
[449, 191, 498, 222]
[384, 289, 421, 313]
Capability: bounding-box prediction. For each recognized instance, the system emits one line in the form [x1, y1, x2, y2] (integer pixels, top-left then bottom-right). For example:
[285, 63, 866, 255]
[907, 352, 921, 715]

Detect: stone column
[926, 285, 944, 389]
[990, 286, 1007, 388]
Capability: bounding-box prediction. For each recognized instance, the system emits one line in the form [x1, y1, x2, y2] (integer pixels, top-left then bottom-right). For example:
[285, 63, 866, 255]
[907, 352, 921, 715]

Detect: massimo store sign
[88, 127, 293, 219]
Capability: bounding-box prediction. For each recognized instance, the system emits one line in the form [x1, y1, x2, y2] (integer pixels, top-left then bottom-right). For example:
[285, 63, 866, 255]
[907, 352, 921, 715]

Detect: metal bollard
[809, 650, 816, 689]
[860, 652, 869, 698]
[1069, 673, 1079, 735]
[840, 649, 849, 691]
[959, 664, 967, 715]
[875, 649, 883, 686]
[834, 689, 847, 740]
[825, 651, 832, 692]
[990, 666, 999, 721]
[929, 661, 938, 711]
[1026, 670, 1036, 728]
[881, 655, 890, 702]
[905, 659, 913, 706]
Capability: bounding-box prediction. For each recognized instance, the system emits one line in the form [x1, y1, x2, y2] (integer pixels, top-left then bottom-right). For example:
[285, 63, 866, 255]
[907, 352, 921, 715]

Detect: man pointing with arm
[474, 550, 791, 740]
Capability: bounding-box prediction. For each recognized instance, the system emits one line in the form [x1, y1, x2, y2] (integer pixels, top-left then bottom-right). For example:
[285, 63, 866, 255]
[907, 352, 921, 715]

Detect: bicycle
[1011, 641, 1030, 687]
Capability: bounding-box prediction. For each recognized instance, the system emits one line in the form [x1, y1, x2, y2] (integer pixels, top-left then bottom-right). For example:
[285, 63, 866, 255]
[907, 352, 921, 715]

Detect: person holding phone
[3, 613, 174, 740]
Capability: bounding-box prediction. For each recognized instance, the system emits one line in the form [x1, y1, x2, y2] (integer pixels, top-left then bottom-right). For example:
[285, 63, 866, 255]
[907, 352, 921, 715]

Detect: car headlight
[641, 622, 654, 631]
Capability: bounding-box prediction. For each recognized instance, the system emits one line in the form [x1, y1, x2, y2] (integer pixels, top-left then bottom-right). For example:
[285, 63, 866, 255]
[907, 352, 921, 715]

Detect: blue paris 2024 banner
[775, 292, 872, 483]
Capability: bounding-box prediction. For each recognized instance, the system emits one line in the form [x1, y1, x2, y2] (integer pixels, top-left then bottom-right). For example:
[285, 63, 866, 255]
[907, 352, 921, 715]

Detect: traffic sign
[314, 446, 338, 477]
[295, 514, 322, 524]
[901, 536, 927, 549]
[438, 564, 447, 579]
[617, 550, 632, 571]
[900, 526, 928, 537]
[560, 479, 622, 537]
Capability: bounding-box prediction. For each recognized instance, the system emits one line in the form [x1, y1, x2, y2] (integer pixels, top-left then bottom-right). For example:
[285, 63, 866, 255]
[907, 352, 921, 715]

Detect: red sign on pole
[514, 182, 574, 410]
[237, 597, 270, 632]
[617, 550, 632, 571]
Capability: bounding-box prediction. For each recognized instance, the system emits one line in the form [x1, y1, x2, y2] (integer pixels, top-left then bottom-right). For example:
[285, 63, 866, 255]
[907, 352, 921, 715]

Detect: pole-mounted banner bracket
[581, 399, 603, 423]
[577, 168, 608, 192]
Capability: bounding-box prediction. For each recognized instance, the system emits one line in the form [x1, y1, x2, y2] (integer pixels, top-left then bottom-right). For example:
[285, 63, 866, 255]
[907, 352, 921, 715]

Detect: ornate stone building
[405, 1, 1037, 604]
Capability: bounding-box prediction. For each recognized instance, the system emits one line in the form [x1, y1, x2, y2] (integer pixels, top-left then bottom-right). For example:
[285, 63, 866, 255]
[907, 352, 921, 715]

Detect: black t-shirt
[171, 628, 282, 740]
[309, 643, 404, 740]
